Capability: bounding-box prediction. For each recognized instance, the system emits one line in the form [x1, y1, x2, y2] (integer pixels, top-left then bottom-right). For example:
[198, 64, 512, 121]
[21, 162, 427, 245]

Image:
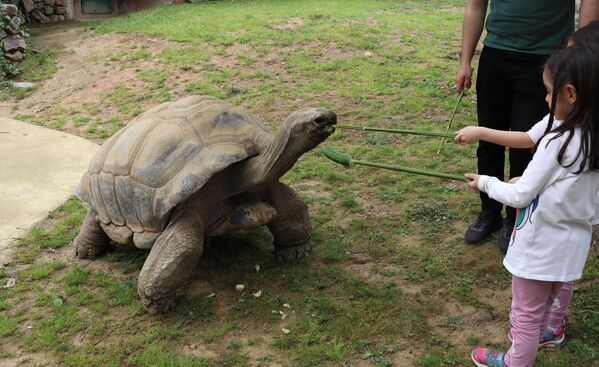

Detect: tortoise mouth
[319, 125, 336, 137]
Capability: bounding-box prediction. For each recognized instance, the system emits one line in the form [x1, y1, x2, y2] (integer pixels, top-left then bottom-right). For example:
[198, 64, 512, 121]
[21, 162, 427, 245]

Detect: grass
[17, 49, 58, 82]
[2, 1, 599, 366]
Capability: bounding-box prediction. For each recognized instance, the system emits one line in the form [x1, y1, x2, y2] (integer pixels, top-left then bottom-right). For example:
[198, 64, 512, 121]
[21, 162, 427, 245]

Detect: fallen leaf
[52, 295, 64, 307]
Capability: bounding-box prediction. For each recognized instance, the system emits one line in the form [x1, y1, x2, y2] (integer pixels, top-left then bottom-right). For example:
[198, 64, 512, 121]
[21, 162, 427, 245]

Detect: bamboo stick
[322, 146, 467, 182]
[436, 90, 464, 154]
[335, 124, 455, 138]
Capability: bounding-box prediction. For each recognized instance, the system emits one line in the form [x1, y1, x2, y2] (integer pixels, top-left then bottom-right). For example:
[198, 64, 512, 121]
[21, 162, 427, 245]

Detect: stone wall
[1, 3, 26, 62]
[22, 0, 68, 23]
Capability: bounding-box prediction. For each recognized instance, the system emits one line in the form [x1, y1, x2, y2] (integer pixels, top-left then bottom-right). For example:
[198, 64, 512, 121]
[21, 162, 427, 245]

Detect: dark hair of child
[570, 21, 599, 45]
[541, 43, 599, 174]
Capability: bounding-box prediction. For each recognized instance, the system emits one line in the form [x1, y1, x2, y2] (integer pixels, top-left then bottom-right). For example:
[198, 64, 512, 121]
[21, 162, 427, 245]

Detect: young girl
[466, 43, 599, 366]
[455, 21, 599, 354]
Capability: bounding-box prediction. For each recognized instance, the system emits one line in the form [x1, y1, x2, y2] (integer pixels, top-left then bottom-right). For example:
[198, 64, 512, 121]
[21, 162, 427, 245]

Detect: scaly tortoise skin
[73, 95, 336, 314]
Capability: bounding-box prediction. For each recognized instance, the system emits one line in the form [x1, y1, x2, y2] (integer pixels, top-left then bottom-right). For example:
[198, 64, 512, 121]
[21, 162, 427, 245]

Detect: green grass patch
[18, 49, 59, 82]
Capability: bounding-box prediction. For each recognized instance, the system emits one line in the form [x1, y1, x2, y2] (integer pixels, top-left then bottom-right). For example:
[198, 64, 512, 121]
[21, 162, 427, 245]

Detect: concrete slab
[0, 118, 98, 265]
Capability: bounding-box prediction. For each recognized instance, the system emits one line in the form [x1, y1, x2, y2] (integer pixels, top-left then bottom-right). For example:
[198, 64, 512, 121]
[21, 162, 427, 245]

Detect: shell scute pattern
[114, 176, 143, 232]
[77, 95, 273, 234]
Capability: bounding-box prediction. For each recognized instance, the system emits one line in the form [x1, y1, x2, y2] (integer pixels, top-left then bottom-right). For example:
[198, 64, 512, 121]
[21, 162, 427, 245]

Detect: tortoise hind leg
[74, 209, 111, 259]
[261, 182, 311, 261]
[138, 213, 204, 314]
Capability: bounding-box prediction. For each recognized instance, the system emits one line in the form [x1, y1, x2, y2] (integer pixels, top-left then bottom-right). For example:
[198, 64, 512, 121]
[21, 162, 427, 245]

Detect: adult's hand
[456, 64, 473, 93]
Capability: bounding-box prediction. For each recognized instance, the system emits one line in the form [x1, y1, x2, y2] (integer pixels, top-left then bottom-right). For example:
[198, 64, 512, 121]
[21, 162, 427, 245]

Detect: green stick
[335, 124, 454, 138]
[322, 146, 467, 182]
[436, 90, 464, 154]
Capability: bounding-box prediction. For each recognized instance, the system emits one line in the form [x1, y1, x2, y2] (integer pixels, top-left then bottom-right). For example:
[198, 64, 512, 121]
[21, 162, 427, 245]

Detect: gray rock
[43, 0, 55, 5]
[55, 6, 66, 15]
[55, 0, 64, 6]
[1, 4, 18, 17]
[4, 50, 23, 62]
[58, 14, 64, 21]
[50, 14, 59, 21]
[23, 0, 35, 13]
[0, 30, 7, 39]
[3, 34, 26, 52]
[36, 10, 50, 22]
[44, 5, 53, 14]
[5, 17, 21, 34]
[12, 81, 36, 89]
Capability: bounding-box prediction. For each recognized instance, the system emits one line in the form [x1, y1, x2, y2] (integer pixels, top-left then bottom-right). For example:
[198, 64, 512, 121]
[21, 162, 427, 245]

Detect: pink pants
[504, 276, 573, 367]
[548, 281, 573, 330]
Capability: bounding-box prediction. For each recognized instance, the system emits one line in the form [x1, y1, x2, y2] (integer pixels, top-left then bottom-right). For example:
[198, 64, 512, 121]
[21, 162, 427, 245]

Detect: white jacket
[478, 125, 599, 281]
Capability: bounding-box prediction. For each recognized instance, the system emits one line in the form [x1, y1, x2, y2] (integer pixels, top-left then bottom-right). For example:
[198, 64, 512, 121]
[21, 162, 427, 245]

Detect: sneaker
[540, 324, 566, 348]
[498, 219, 513, 254]
[471, 347, 506, 367]
[465, 211, 503, 244]
[507, 323, 566, 349]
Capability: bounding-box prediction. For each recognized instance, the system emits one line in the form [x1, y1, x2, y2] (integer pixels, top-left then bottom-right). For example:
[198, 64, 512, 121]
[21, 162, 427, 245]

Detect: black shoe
[465, 211, 503, 244]
[498, 219, 513, 254]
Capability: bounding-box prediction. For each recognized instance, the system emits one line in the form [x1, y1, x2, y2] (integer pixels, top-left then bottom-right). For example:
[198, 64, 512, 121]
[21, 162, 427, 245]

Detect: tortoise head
[233, 107, 337, 184]
[282, 107, 337, 153]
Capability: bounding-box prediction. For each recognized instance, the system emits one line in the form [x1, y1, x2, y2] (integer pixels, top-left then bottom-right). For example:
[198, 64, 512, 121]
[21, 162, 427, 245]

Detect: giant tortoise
[73, 95, 336, 314]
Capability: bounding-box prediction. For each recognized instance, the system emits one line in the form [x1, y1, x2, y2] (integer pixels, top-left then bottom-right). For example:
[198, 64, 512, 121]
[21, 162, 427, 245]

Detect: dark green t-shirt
[484, 0, 575, 55]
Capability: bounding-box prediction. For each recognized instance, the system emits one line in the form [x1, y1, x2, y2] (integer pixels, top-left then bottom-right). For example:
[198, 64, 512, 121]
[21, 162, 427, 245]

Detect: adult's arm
[580, 0, 599, 27]
[456, 0, 488, 93]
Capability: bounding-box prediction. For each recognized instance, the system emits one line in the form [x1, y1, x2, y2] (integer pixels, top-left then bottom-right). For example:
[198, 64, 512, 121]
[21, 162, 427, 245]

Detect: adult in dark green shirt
[456, 0, 599, 253]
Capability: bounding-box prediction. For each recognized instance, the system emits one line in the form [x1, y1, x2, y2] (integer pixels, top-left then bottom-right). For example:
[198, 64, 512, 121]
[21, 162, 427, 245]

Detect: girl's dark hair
[570, 21, 599, 45]
[540, 43, 599, 173]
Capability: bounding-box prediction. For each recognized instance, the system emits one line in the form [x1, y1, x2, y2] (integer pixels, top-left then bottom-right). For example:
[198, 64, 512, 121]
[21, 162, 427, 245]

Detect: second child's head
[568, 21, 599, 46]
[542, 43, 599, 172]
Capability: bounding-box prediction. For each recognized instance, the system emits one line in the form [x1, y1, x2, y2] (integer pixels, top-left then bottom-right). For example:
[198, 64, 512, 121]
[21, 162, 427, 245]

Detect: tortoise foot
[74, 210, 110, 259]
[74, 238, 108, 259]
[275, 242, 312, 262]
[140, 294, 176, 315]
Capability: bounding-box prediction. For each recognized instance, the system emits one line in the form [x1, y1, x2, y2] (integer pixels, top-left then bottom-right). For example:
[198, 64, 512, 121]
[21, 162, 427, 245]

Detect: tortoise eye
[314, 116, 327, 125]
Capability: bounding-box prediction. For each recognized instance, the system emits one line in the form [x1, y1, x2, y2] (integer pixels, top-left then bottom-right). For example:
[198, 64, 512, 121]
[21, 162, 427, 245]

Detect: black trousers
[476, 46, 548, 223]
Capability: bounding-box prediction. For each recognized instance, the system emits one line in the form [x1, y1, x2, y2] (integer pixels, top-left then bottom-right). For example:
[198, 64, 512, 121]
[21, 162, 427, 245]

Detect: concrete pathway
[0, 118, 98, 265]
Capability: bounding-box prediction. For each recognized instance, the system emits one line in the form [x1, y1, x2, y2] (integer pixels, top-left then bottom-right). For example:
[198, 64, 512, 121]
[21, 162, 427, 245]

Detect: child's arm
[466, 137, 561, 208]
[455, 126, 534, 148]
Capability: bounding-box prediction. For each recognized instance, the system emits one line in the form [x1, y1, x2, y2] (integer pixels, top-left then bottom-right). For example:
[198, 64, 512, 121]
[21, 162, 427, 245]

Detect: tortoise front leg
[74, 209, 111, 259]
[261, 182, 312, 261]
[137, 212, 204, 314]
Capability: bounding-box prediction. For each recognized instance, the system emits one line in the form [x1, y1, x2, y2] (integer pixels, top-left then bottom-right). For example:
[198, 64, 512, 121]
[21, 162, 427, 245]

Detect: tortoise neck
[234, 122, 300, 190]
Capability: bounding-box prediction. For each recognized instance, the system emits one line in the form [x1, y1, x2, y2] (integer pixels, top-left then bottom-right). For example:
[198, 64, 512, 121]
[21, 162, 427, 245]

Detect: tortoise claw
[275, 242, 312, 262]
[139, 294, 176, 315]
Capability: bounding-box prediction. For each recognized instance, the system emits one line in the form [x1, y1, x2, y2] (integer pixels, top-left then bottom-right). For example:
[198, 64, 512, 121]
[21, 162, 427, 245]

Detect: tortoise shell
[76, 95, 272, 234]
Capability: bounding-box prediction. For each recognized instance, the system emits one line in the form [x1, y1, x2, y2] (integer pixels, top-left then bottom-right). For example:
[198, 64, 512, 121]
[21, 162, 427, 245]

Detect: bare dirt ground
[1, 24, 187, 140]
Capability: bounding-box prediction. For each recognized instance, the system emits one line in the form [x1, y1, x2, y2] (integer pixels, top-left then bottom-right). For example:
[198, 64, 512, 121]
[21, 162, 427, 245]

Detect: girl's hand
[465, 173, 480, 191]
[455, 126, 482, 144]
